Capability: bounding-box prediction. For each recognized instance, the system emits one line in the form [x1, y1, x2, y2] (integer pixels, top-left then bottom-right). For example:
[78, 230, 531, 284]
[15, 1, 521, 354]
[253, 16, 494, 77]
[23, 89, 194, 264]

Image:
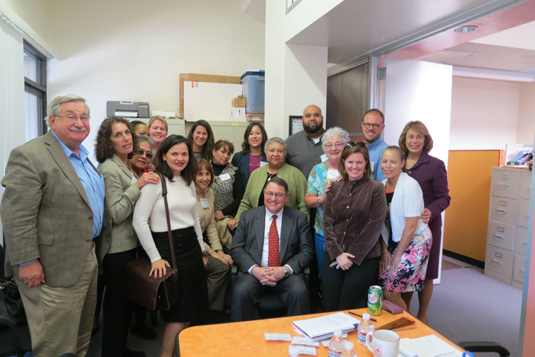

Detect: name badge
[219, 173, 231, 181]
[370, 161, 375, 172]
[320, 154, 328, 162]
[326, 169, 340, 179]
[260, 161, 268, 167]
[200, 198, 210, 209]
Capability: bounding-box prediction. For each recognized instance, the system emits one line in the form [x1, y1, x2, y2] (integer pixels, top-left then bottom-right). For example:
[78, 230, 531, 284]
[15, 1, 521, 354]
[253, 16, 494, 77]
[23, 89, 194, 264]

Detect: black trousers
[101, 248, 137, 357]
[322, 256, 379, 312]
[231, 272, 310, 322]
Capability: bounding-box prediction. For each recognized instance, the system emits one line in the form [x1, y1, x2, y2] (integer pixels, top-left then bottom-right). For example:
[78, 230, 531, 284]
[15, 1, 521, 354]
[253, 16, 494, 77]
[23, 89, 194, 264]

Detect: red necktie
[268, 215, 279, 267]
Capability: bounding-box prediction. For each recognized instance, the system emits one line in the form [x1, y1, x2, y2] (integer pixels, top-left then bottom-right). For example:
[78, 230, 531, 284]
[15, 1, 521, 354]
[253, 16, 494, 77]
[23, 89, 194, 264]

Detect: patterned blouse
[307, 161, 340, 236]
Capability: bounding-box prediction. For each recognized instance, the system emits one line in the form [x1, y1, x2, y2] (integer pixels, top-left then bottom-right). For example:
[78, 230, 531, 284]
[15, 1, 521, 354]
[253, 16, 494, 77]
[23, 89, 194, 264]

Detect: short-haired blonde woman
[148, 116, 168, 153]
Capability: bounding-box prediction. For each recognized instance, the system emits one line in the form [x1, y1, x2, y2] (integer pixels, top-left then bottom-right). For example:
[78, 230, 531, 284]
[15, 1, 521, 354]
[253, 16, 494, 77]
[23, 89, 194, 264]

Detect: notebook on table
[291, 312, 360, 342]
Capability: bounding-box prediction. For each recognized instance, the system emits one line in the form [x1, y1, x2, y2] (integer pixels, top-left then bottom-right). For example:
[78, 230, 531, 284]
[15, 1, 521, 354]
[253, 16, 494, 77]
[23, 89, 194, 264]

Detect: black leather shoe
[131, 323, 157, 340]
[125, 348, 145, 357]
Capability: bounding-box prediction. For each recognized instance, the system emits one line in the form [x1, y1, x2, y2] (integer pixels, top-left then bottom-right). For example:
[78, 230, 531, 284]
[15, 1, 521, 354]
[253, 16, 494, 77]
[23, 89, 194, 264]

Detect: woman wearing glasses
[322, 144, 387, 311]
[305, 127, 350, 282]
[130, 135, 154, 178]
[95, 118, 160, 357]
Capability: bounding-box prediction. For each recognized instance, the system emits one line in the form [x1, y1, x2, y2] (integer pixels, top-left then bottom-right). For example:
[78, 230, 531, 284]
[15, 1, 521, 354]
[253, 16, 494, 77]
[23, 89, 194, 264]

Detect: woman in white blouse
[379, 146, 432, 312]
[133, 135, 208, 357]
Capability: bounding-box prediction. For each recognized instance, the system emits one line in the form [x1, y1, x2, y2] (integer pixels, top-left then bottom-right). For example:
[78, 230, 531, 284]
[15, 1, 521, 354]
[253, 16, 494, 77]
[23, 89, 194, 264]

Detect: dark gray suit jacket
[230, 206, 313, 275]
[1, 132, 99, 287]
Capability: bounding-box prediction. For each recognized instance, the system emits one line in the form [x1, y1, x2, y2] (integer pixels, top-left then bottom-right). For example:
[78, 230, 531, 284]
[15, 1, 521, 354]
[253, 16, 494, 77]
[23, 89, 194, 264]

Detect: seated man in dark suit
[230, 177, 313, 322]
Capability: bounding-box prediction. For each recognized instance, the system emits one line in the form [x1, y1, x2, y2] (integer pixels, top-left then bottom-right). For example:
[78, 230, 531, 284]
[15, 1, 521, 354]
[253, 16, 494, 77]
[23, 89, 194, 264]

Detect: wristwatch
[283, 265, 290, 278]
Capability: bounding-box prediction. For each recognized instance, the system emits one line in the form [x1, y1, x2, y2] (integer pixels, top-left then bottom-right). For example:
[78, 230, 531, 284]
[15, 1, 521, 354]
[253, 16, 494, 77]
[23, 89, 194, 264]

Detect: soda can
[367, 285, 383, 315]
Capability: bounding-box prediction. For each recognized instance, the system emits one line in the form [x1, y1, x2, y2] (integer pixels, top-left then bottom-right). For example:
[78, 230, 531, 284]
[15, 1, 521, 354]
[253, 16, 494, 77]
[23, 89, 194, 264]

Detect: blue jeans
[315, 231, 326, 280]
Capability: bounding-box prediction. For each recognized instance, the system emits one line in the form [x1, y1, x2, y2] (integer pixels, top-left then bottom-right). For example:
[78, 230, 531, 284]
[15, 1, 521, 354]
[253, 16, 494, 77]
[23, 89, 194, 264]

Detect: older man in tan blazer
[1, 94, 105, 357]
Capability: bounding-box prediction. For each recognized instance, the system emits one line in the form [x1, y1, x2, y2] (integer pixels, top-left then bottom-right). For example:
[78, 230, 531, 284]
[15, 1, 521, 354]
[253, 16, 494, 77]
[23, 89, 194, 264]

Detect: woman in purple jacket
[398, 121, 450, 324]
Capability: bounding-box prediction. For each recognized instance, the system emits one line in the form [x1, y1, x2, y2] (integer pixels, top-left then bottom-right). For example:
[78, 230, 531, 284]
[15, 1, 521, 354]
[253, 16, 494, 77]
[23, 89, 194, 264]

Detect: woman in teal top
[305, 127, 350, 281]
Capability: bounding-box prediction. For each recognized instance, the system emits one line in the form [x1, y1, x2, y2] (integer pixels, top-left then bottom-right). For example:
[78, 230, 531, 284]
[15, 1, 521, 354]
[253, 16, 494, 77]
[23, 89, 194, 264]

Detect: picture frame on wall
[289, 115, 303, 135]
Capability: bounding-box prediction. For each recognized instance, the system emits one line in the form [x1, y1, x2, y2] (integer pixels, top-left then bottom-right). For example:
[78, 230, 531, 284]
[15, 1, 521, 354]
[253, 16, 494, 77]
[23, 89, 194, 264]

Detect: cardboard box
[246, 113, 264, 122]
[232, 95, 246, 107]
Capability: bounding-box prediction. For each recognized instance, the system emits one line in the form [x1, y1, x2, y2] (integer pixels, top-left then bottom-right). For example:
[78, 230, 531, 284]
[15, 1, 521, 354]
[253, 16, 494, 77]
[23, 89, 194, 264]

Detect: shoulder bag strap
[160, 175, 177, 270]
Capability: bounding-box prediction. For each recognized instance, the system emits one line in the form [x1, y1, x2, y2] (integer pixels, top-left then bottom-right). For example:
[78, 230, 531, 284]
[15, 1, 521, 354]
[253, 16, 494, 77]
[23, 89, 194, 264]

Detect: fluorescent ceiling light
[453, 66, 535, 82]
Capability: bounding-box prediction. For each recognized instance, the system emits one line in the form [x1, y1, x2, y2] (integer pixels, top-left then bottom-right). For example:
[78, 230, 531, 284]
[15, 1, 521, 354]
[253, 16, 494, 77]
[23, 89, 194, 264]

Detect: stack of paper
[400, 335, 463, 357]
[291, 312, 360, 341]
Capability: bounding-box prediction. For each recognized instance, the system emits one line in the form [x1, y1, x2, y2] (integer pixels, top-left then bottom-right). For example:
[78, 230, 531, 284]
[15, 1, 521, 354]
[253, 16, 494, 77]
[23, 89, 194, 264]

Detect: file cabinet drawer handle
[491, 259, 502, 265]
[495, 208, 507, 213]
[498, 183, 510, 187]
[493, 234, 504, 240]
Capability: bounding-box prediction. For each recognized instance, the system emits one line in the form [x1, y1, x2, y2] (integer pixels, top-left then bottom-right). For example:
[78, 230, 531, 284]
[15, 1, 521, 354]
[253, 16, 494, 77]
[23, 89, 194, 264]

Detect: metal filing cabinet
[485, 167, 532, 287]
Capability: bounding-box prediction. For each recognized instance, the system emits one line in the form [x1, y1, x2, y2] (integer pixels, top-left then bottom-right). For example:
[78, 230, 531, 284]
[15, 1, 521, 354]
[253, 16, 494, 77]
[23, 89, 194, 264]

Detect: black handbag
[0, 278, 26, 325]
[123, 176, 180, 311]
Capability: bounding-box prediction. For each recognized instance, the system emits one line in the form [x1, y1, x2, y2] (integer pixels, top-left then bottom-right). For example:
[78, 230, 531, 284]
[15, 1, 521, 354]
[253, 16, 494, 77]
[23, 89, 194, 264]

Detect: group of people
[1, 94, 450, 357]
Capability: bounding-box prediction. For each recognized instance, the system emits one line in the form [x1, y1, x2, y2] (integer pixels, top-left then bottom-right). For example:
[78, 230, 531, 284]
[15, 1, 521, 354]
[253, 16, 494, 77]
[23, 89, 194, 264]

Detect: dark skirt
[152, 226, 208, 323]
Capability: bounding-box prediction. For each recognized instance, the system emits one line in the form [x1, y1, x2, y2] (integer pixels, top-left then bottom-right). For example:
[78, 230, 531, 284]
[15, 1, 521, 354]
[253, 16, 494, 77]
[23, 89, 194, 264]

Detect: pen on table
[349, 311, 377, 322]
[393, 326, 417, 332]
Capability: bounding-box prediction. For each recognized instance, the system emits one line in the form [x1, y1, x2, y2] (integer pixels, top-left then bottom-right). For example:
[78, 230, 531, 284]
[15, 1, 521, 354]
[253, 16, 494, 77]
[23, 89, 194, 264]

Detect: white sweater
[133, 176, 204, 262]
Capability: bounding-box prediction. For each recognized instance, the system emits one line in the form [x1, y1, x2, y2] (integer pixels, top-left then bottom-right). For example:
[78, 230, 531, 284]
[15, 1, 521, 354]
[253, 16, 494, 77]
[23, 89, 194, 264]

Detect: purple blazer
[403, 151, 450, 236]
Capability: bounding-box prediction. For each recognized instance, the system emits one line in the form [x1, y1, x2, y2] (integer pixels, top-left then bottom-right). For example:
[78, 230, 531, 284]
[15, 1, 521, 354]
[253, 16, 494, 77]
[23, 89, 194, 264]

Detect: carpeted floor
[87, 255, 523, 356]
[419, 256, 522, 356]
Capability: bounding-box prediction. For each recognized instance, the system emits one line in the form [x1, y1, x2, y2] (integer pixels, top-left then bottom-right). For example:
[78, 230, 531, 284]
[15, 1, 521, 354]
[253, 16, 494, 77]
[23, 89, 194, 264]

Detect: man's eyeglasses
[362, 122, 383, 129]
[325, 142, 346, 149]
[264, 191, 286, 199]
[54, 115, 90, 123]
[135, 149, 153, 159]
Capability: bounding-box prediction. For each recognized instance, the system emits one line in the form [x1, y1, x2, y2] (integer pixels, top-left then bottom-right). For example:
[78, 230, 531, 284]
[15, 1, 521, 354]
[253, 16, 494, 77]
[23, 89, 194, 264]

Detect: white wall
[284, 0, 342, 42]
[4, 0, 265, 159]
[264, 2, 328, 138]
[449, 77, 520, 150]
[383, 57, 452, 167]
[518, 82, 535, 146]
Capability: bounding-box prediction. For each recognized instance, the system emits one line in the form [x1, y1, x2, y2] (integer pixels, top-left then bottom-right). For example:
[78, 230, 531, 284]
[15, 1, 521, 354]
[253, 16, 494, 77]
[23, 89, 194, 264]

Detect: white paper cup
[366, 329, 400, 357]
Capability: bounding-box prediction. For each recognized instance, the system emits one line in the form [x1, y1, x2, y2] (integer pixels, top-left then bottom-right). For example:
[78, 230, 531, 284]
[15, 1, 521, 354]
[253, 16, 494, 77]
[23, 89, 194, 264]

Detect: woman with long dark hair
[231, 122, 267, 186]
[187, 119, 215, 160]
[133, 135, 208, 357]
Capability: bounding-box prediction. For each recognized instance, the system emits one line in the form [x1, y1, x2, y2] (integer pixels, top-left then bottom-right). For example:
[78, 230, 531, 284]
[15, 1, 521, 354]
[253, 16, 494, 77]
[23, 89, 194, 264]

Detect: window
[326, 61, 370, 136]
[24, 40, 47, 139]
